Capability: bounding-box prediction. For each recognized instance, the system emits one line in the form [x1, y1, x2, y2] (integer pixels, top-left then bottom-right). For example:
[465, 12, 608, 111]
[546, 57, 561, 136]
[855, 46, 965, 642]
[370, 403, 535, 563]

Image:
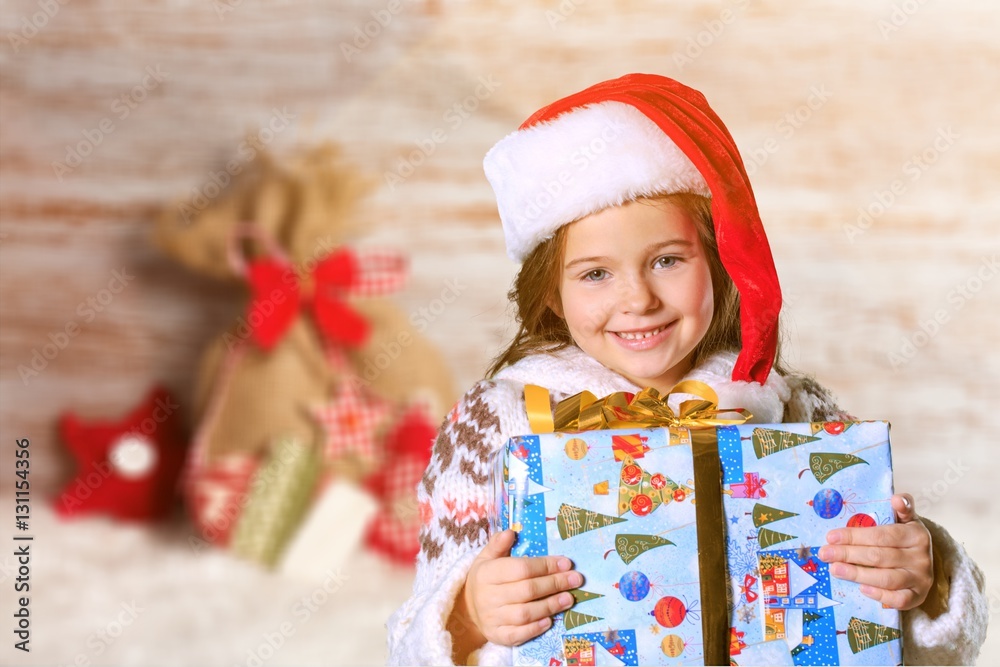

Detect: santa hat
[482, 73, 781, 384]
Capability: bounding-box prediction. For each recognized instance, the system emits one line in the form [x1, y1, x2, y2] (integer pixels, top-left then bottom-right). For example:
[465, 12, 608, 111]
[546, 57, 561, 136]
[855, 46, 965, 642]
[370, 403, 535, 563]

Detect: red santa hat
[483, 73, 781, 384]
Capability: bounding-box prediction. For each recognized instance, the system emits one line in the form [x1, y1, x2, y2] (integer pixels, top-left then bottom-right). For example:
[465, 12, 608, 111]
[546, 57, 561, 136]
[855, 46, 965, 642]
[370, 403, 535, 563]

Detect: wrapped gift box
[490, 403, 901, 666]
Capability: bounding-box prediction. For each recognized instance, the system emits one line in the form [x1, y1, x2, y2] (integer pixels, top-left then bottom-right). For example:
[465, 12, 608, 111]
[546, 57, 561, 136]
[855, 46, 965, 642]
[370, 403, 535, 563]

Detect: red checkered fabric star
[311, 379, 392, 468]
[365, 406, 437, 564]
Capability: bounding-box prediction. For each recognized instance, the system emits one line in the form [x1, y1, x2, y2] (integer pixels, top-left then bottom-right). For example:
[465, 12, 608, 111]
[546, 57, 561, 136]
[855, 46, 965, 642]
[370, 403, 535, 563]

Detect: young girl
[386, 74, 989, 666]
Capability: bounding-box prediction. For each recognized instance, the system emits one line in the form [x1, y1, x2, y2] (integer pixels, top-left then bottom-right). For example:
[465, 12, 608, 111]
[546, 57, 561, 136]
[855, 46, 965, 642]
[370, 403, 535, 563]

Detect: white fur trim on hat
[483, 100, 711, 262]
[679, 351, 791, 424]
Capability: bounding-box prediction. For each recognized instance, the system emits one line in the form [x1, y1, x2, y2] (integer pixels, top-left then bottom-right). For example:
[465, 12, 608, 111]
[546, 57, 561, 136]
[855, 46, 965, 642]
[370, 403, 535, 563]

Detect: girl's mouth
[613, 324, 668, 340]
[610, 322, 673, 349]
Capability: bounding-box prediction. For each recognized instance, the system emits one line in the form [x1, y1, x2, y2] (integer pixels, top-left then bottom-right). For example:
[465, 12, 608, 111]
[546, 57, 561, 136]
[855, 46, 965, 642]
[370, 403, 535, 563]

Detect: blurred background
[1, 0, 997, 664]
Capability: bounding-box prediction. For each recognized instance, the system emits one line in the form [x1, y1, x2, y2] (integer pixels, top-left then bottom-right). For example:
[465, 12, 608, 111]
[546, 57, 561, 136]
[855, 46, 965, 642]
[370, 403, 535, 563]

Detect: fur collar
[493, 346, 790, 423]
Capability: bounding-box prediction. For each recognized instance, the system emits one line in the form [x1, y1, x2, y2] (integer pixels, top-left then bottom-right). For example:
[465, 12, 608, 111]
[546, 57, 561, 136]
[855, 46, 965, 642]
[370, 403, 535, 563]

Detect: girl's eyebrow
[564, 239, 693, 269]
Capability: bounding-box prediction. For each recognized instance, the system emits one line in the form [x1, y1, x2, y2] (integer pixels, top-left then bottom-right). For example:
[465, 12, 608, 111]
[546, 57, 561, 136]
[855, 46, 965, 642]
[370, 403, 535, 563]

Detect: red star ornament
[311, 379, 392, 469]
[56, 386, 188, 521]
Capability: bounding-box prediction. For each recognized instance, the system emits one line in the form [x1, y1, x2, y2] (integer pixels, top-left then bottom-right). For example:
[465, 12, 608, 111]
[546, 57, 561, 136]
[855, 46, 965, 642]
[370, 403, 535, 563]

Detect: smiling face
[549, 198, 715, 392]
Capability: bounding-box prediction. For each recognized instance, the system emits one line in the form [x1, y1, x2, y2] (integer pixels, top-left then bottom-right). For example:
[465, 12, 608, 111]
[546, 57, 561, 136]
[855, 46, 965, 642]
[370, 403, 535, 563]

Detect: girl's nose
[619, 275, 660, 313]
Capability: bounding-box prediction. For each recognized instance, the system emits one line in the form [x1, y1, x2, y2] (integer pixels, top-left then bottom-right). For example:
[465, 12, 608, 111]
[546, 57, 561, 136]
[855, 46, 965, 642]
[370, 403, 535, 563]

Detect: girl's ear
[546, 293, 564, 319]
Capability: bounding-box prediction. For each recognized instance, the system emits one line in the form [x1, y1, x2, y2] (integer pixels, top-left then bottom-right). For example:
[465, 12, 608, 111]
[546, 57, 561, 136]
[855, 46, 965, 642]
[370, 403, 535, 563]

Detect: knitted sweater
[386, 346, 989, 666]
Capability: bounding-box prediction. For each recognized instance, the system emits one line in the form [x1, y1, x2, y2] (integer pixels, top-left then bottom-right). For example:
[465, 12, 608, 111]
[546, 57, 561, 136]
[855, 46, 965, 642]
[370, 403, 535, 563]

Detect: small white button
[110, 434, 158, 479]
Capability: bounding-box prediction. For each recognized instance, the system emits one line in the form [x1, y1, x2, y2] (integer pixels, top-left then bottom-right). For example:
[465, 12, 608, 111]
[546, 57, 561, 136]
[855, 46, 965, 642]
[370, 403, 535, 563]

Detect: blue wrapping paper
[490, 421, 902, 666]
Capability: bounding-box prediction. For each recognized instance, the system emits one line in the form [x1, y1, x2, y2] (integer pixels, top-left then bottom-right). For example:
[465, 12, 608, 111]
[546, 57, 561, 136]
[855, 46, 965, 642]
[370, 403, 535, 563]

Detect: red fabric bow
[245, 249, 406, 351]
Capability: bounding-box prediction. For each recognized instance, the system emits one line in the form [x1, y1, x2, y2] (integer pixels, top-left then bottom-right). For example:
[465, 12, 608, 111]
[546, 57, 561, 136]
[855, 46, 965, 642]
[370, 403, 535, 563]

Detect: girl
[386, 74, 988, 666]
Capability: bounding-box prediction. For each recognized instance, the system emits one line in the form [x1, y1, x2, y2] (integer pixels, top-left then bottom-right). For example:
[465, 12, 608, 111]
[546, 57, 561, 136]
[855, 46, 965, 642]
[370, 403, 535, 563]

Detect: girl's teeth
[616, 325, 666, 340]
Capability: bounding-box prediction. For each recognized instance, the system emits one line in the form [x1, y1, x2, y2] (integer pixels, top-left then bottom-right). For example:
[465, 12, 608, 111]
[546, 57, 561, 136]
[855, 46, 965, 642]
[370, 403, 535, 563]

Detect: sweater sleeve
[386, 380, 515, 666]
[899, 516, 989, 666]
[785, 373, 990, 665]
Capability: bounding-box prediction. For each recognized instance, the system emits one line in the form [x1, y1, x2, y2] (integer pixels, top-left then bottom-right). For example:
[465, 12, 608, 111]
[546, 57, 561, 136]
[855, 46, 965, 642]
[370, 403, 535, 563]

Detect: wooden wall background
[1, 0, 997, 663]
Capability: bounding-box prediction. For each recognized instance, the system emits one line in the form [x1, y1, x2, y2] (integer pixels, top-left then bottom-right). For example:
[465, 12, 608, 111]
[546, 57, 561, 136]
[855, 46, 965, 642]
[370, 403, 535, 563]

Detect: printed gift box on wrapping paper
[489, 384, 903, 666]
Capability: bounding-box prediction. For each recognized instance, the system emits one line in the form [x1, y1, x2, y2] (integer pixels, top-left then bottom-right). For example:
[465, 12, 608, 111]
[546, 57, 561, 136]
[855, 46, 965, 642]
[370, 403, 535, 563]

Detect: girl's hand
[461, 530, 581, 646]
[818, 493, 934, 610]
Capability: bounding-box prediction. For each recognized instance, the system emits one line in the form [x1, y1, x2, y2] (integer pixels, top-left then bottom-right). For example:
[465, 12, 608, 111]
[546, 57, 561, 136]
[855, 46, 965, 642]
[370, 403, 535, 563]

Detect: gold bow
[525, 380, 752, 434]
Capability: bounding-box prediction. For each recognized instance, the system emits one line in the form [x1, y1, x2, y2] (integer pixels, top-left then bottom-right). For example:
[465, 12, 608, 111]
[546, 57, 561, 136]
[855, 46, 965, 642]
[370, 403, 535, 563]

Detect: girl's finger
[486, 554, 573, 586]
[493, 593, 575, 639]
[892, 494, 917, 523]
[510, 569, 584, 605]
[859, 585, 921, 611]
[477, 529, 517, 561]
[829, 562, 912, 591]
[826, 522, 928, 550]
[818, 544, 917, 570]
[493, 617, 554, 647]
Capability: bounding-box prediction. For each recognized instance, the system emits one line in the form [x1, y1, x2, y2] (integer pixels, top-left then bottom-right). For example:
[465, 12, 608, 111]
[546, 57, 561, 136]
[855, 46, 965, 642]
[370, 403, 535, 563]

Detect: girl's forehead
[562, 201, 700, 251]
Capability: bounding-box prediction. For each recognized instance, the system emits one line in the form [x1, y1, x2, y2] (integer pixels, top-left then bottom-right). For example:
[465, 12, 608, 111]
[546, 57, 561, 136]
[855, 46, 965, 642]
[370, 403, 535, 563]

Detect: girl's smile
[550, 198, 714, 393]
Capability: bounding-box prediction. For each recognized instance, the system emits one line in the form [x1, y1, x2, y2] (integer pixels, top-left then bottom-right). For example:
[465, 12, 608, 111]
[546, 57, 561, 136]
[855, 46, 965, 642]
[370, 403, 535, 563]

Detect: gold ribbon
[524, 379, 752, 434]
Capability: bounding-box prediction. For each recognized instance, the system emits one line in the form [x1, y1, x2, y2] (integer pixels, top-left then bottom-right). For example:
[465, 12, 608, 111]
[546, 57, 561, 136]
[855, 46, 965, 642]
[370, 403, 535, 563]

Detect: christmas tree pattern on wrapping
[569, 588, 605, 605]
[612, 533, 675, 565]
[231, 438, 320, 566]
[752, 428, 821, 459]
[842, 617, 901, 654]
[502, 419, 898, 665]
[749, 503, 799, 528]
[563, 609, 603, 630]
[555, 503, 627, 540]
[758, 527, 797, 549]
[807, 452, 869, 484]
[617, 454, 692, 517]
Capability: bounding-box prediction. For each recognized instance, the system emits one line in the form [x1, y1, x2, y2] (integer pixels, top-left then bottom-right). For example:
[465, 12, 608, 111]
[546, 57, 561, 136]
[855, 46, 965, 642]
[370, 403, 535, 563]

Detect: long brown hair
[486, 193, 784, 378]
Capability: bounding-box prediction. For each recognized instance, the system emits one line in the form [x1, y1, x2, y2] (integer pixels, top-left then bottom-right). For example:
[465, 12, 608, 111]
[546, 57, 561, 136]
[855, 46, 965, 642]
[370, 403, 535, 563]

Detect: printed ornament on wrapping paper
[55, 386, 188, 522]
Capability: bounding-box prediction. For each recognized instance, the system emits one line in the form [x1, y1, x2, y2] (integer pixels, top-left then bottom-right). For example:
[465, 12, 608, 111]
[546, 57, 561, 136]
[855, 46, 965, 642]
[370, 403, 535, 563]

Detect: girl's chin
[613, 361, 691, 391]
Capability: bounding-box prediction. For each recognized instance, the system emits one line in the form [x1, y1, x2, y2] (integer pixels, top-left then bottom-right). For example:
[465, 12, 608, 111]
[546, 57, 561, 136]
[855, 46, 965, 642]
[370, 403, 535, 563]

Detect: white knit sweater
[386, 347, 989, 666]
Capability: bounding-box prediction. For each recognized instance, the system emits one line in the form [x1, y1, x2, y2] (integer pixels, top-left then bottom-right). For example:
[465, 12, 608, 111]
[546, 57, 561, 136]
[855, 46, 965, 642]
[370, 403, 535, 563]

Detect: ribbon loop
[524, 380, 752, 434]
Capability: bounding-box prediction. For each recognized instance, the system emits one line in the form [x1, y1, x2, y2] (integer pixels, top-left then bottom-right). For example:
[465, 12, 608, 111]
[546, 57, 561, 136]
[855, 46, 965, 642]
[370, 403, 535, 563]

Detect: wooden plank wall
[2, 0, 998, 659]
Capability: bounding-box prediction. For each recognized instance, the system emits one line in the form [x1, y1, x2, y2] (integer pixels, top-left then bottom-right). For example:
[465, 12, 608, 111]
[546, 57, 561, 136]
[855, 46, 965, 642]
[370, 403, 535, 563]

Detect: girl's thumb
[479, 529, 516, 560]
[893, 494, 918, 523]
